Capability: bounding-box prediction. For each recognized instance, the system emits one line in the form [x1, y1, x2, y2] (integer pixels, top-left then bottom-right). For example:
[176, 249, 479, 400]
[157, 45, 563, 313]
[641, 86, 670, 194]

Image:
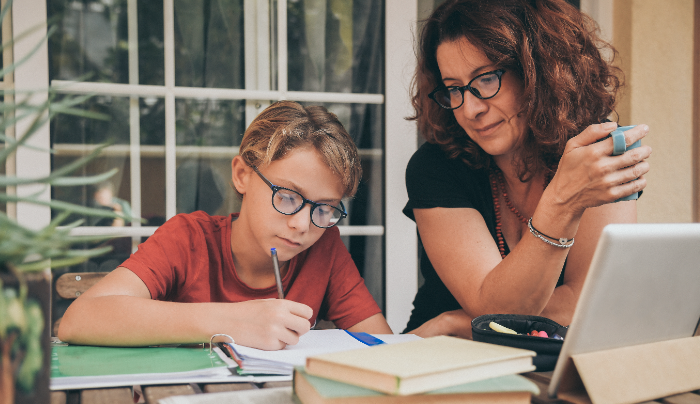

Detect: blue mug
[610, 125, 642, 202]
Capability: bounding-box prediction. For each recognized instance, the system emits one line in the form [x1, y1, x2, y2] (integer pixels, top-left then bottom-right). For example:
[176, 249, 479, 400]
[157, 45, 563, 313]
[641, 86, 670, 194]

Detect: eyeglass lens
[272, 188, 344, 228]
[433, 71, 502, 109]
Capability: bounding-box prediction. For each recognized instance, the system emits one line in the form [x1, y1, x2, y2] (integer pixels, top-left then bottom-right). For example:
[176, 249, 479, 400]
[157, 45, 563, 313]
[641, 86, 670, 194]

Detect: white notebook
[225, 329, 420, 375]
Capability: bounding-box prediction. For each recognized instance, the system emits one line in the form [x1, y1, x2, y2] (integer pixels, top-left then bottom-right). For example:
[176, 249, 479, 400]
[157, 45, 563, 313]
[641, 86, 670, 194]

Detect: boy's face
[240, 147, 345, 262]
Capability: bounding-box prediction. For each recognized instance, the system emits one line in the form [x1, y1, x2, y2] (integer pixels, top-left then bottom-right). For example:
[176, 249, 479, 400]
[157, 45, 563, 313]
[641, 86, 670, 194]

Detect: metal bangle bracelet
[527, 218, 574, 248]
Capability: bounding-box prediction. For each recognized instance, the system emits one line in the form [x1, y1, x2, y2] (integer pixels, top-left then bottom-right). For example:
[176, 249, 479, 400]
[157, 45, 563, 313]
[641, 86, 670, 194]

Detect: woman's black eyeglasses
[429, 69, 505, 110]
[250, 165, 347, 229]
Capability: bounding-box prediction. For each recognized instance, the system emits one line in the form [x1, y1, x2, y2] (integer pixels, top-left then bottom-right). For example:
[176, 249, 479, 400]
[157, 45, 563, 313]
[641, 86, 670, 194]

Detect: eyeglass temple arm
[251, 165, 276, 188]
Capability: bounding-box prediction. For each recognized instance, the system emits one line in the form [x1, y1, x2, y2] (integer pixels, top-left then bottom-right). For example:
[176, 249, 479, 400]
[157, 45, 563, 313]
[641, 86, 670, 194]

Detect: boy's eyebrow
[272, 177, 342, 204]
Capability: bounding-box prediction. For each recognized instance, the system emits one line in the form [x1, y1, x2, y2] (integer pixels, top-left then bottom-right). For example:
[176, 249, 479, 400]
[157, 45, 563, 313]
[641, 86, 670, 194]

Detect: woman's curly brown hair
[410, 0, 623, 180]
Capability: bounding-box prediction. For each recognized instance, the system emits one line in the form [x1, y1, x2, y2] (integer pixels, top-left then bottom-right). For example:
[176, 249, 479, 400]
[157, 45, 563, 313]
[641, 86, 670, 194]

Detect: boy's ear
[231, 156, 252, 195]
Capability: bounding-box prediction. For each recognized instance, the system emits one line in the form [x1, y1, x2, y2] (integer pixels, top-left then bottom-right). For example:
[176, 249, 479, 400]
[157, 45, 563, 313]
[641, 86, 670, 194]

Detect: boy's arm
[57, 267, 313, 350]
[345, 313, 393, 334]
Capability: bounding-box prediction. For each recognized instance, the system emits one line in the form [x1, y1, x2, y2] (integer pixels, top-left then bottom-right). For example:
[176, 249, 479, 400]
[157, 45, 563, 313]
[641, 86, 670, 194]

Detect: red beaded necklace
[489, 167, 552, 258]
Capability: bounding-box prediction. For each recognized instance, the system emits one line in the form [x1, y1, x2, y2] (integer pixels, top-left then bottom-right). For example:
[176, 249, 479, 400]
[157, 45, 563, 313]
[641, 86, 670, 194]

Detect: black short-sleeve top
[402, 142, 564, 332]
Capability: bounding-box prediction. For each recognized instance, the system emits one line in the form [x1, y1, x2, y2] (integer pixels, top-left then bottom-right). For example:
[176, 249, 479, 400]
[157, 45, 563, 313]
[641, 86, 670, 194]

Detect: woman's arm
[411, 123, 649, 334]
[411, 200, 636, 338]
[408, 309, 474, 339]
[57, 267, 314, 350]
[539, 200, 636, 325]
[415, 206, 570, 318]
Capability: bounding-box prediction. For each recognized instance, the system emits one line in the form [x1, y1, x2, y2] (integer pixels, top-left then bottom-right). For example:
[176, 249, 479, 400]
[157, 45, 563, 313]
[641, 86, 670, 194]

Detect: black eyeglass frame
[250, 165, 348, 229]
[429, 69, 506, 110]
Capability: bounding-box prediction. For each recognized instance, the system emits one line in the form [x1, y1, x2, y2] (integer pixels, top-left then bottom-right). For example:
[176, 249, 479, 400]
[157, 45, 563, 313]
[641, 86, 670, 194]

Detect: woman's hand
[408, 309, 474, 339]
[546, 122, 651, 218]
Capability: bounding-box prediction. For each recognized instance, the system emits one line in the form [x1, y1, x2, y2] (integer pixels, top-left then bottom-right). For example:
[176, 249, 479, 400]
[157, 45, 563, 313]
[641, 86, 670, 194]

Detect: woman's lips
[474, 120, 503, 136]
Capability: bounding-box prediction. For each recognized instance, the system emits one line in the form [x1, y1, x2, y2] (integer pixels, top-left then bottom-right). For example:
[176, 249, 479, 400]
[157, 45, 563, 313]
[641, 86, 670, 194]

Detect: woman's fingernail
[642, 124, 649, 133]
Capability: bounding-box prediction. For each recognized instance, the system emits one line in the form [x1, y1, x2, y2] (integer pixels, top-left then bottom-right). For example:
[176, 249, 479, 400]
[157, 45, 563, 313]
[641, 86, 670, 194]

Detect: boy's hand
[222, 299, 313, 350]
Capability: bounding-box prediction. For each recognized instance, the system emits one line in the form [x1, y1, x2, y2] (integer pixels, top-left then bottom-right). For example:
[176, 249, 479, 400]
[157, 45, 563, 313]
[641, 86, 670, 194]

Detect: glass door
[41, 0, 388, 323]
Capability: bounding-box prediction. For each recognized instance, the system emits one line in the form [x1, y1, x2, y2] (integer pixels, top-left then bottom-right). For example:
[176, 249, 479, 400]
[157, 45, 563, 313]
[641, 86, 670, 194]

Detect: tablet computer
[548, 223, 700, 398]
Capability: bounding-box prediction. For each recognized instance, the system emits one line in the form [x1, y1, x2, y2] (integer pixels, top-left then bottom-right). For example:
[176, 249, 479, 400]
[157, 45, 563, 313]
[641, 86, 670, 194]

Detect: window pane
[51, 95, 132, 229]
[175, 99, 245, 147]
[48, 0, 165, 85]
[51, 95, 166, 228]
[340, 235, 384, 311]
[287, 0, 384, 94]
[174, 0, 245, 88]
[175, 98, 245, 216]
[52, 95, 130, 145]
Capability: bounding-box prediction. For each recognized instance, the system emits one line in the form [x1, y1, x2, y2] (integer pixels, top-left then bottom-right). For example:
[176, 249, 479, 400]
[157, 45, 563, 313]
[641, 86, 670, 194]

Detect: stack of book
[294, 335, 540, 403]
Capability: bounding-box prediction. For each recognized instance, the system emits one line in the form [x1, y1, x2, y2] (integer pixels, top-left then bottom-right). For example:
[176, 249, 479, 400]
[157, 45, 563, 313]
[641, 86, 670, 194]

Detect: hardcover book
[305, 336, 536, 395]
[294, 367, 539, 404]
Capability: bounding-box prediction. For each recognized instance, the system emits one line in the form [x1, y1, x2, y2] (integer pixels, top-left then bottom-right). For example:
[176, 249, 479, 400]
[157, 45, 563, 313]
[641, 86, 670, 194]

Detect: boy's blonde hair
[239, 101, 362, 197]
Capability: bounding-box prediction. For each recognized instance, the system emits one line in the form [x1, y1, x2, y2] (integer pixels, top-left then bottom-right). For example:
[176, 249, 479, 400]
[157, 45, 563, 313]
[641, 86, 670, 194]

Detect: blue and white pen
[270, 248, 284, 299]
[271, 248, 315, 328]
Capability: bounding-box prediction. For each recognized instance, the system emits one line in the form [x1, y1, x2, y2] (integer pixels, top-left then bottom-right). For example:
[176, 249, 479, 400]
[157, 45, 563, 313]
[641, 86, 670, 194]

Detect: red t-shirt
[121, 211, 381, 329]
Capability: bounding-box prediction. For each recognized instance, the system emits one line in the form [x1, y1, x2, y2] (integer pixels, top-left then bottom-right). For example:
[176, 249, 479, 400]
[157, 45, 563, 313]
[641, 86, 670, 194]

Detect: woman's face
[435, 37, 527, 162]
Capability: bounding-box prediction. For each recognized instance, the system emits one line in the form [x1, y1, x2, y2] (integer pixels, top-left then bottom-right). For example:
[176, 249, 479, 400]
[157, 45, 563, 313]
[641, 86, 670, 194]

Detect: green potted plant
[0, 1, 128, 401]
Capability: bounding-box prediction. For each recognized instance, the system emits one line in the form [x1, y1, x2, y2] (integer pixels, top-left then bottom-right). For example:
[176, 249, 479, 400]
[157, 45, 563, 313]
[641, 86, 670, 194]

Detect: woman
[403, 0, 651, 337]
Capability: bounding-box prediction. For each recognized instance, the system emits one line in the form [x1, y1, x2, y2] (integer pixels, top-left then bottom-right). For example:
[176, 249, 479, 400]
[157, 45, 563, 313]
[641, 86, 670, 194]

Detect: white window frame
[12, 0, 52, 232]
[14, 0, 419, 332]
[385, 0, 418, 333]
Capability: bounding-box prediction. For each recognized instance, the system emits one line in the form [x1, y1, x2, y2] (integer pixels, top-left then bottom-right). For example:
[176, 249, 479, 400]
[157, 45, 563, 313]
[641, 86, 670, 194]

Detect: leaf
[0, 164, 118, 187]
[4, 292, 27, 334]
[0, 24, 56, 78]
[0, 193, 128, 220]
[16, 301, 44, 392]
[0, 8, 124, 280]
[15, 248, 113, 272]
[0, 278, 7, 339]
[0, 98, 51, 163]
[16, 339, 43, 392]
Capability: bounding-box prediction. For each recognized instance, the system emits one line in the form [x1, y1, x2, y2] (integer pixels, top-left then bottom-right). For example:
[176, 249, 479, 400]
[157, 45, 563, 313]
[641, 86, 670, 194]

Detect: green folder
[51, 345, 228, 378]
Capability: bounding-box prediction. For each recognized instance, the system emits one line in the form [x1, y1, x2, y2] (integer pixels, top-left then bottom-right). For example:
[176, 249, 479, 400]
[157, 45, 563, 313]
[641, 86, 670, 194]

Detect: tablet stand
[557, 336, 700, 404]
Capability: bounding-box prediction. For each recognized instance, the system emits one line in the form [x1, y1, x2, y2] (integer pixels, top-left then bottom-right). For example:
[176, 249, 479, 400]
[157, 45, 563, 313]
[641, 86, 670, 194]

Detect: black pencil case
[471, 313, 568, 372]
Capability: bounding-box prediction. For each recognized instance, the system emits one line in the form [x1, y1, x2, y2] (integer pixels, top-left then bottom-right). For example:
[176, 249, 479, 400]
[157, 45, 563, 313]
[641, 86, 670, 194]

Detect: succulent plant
[0, 0, 131, 400]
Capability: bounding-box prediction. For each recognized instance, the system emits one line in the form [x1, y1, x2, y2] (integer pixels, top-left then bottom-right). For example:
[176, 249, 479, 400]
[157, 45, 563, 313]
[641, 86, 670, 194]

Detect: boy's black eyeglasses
[429, 69, 505, 110]
[250, 165, 347, 229]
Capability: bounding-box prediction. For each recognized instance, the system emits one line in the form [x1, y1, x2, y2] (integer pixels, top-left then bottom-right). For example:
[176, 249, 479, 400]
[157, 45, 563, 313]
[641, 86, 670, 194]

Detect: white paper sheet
[228, 329, 421, 375]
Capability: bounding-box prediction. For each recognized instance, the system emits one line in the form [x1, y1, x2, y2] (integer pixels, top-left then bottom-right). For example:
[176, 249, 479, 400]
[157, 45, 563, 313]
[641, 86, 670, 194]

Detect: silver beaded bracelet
[527, 217, 575, 248]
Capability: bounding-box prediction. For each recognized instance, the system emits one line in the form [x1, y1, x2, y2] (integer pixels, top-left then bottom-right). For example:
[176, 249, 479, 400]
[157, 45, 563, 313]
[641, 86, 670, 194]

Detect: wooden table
[49, 372, 700, 404]
[50, 380, 292, 404]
